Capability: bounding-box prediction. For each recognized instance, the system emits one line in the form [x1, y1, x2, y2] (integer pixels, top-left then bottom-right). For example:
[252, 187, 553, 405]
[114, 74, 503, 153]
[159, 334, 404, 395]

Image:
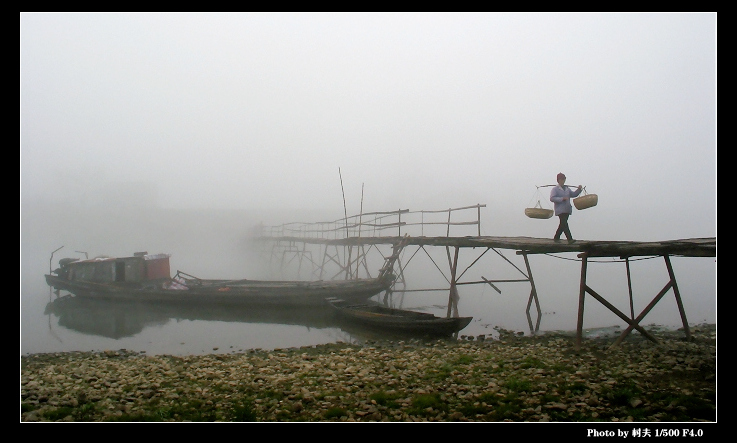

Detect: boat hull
[45, 274, 392, 307]
[327, 298, 472, 336]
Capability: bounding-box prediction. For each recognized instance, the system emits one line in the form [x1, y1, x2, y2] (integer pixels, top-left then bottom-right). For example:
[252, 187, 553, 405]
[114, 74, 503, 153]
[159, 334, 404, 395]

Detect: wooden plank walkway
[259, 235, 715, 258]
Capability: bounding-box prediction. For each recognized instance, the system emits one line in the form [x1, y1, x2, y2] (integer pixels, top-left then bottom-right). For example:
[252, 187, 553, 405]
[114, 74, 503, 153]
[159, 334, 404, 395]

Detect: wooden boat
[326, 297, 473, 336]
[45, 244, 405, 307]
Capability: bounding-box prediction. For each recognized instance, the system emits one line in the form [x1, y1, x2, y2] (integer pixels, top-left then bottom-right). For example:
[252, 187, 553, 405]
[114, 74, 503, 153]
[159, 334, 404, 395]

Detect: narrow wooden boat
[45, 243, 406, 308]
[326, 297, 472, 336]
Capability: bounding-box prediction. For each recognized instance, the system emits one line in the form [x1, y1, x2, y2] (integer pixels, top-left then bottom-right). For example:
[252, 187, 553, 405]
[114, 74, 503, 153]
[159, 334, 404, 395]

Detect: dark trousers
[554, 213, 572, 240]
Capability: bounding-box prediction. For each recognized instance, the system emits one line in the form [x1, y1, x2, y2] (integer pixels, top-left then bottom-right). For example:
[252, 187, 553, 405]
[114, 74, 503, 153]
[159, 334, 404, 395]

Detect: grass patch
[647, 391, 716, 421]
[549, 362, 575, 372]
[673, 393, 716, 421]
[503, 377, 533, 393]
[519, 356, 546, 369]
[453, 355, 474, 365]
[36, 403, 99, 422]
[457, 403, 487, 418]
[231, 403, 258, 422]
[259, 389, 285, 400]
[423, 363, 453, 382]
[406, 393, 448, 417]
[603, 382, 641, 407]
[561, 381, 589, 394]
[477, 392, 498, 404]
[539, 392, 562, 404]
[108, 403, 223, 422]
[315, 390, 343, 401]
[369, 391, 400, 408]
[324, 407, 348, 420]
[111, 412, 166, 422]
[486, 397, 525, 421]
[41, 406, 75, 421]
[74, 403, 97, 421]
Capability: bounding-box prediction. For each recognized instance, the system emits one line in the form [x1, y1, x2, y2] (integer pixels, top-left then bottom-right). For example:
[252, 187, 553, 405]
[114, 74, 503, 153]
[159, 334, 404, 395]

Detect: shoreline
[22, 317, 704, 358]
[21, 323, 715, 422]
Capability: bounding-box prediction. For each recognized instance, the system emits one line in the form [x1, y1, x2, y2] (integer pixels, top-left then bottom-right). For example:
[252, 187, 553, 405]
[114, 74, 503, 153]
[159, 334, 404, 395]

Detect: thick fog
[21, 14, 716, 349]
[21, 13, 715, 234]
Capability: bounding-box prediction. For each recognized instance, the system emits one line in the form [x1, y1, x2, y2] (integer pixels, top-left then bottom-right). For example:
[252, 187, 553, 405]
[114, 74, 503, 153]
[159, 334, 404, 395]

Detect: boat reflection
[44, 295, 464, 345]
[44, 295, 339, 340]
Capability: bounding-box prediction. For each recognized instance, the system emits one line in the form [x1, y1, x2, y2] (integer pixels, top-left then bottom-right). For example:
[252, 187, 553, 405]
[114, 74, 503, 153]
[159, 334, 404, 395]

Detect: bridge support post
[520, 252, 542, 334]
[446, 246, 460, 318]
[611, 254, 691, 346]
[576, 252, 694, 349]
[576, 252, 589, 350]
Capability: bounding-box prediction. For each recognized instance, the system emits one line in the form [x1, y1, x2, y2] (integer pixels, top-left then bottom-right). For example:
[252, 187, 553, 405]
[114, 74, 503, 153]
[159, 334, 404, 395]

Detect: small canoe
[326, 297, 472, 336]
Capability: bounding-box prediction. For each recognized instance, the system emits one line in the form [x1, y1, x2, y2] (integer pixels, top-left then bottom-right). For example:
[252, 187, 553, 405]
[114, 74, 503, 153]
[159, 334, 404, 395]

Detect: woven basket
[574, 193, 598, 210]
[525, 207, 554, 219]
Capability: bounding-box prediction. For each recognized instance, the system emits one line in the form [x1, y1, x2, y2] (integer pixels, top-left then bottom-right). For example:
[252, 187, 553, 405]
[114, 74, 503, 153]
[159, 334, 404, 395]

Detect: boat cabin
[55, 252, 171, 284]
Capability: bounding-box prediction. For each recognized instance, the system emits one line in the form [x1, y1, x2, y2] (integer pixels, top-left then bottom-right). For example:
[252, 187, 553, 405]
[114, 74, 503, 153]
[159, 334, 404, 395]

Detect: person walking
[550, 172, 582, 244]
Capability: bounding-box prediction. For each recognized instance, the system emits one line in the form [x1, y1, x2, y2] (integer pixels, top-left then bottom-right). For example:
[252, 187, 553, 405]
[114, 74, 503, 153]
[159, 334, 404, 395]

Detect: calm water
[21, 204, 716, 356]
[21, 250, 716, 356]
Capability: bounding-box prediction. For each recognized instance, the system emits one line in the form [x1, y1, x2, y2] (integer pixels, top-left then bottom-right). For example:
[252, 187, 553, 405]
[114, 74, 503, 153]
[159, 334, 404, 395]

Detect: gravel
[20, 324, 716, 422]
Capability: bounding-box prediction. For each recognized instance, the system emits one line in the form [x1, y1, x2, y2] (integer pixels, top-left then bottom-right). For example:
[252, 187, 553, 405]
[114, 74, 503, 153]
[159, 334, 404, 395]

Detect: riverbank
[21, 324, 716, 422]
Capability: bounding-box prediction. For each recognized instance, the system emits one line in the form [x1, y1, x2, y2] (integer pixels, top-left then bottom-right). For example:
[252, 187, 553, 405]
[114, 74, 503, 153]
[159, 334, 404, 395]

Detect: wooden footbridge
[251, 204, 715, 347]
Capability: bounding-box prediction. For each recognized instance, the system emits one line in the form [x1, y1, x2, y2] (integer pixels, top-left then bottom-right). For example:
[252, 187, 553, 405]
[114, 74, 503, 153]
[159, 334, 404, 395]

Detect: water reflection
[44, 295, 339, 340]
[44, 295, 463, 347]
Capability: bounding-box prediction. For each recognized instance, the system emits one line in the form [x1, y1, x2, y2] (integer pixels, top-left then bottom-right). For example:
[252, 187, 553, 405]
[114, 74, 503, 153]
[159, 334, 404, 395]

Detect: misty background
[21, 13, 716, 355]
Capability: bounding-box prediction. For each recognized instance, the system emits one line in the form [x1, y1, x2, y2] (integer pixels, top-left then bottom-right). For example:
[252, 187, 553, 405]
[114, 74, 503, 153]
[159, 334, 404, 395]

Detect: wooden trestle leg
[521, 252, 542, 334]
[576, 253, 588, 350]
[577, 252, 692, 348]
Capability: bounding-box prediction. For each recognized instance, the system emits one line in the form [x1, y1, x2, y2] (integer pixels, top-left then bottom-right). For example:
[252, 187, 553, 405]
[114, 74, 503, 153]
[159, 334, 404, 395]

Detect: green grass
[485, 397, 525, 421]
[41, 406, 75, 421]
[561, 381, 588, 394]
[109, 404, 222, 422]
[453, 355, 475, 365]
[603, 382, 641, 407]
[646, 390, 717, 422]
[324, 407, 348, 420]
[369, 391, 400, 408]
[231, 403, 258, 422]
[406, 393, 448, 417]
[503, 377, 533, 393]
[518, 356, 546, 369]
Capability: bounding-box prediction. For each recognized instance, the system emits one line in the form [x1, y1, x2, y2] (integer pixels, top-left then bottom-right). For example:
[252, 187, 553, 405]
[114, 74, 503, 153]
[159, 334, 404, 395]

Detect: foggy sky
[21, 13, 717, 242]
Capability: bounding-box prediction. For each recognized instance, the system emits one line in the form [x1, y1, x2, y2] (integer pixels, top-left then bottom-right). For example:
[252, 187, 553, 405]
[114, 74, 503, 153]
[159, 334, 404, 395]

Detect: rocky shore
[21, 324, 716, 422]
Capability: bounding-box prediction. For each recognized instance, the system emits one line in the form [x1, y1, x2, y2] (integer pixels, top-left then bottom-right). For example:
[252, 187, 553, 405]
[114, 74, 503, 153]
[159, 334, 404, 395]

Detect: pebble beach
[20, 324, 716, 422]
